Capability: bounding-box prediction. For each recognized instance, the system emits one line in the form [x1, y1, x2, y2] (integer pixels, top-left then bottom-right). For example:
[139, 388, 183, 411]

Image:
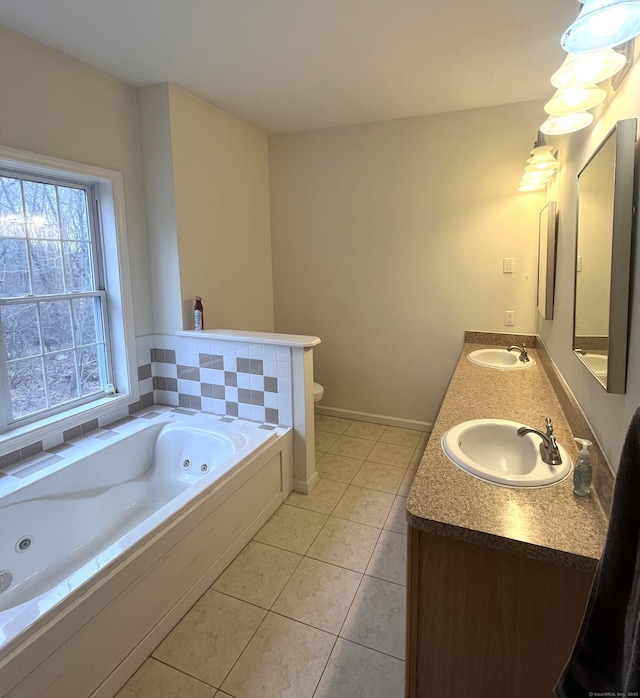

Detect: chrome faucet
[507, 343, 530, 362]
[517, 417, 563, 466]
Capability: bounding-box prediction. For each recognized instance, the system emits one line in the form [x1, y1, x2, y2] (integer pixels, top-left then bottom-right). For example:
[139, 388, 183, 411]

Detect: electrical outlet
[503, 257, 514, 274]
[505, 310, 515, 326]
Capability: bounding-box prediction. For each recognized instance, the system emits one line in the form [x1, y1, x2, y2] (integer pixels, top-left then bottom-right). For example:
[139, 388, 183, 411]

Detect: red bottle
[194, 296, 204, 331]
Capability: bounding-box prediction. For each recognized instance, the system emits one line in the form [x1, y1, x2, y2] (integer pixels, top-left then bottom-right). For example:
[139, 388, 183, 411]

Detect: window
[0, 147, 137, 442]
[0, 171, 112, 425]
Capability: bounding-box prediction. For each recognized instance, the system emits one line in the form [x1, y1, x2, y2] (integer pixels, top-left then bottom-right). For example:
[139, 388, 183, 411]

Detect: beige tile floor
[116, 415, 428, 698]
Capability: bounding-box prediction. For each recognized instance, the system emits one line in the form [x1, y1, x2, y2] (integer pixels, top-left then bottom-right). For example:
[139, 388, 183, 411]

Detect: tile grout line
[254, 448, 390, 693]
[149, 656, 219, 692]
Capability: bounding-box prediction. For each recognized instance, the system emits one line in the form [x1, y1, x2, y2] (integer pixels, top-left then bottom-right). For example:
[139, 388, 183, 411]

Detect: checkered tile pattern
[146, 334, 293, 427]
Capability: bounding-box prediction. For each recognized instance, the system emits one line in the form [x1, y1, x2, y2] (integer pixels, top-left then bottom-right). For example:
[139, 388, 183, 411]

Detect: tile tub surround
[152, 330, 320, 494]
[150, 333, 296, 426]
[1, 330, 319, 494]
[407, 342, 609, 572]
[0, 336, 155, 474]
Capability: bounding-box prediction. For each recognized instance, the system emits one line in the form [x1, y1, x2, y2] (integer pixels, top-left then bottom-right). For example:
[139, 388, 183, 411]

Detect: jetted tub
[0, 409, 292, 697]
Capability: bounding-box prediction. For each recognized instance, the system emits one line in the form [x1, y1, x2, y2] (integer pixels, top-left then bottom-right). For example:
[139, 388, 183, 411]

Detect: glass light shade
[527, 145, 560, 170]
[522, 168, 553, 180]
[519, 181, 547, 192]
[520, 174, 551, 187]
[551, 50, 626, 87]
[540, 111, 594, 135]
[544, 86, 606, 115]
[561, 0, 640, 53]
[523, 167, 555, 180]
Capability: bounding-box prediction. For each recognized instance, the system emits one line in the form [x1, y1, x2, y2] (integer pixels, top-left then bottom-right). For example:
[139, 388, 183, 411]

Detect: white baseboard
[315, 405, 432, 432]
[293, 470, 319, 494]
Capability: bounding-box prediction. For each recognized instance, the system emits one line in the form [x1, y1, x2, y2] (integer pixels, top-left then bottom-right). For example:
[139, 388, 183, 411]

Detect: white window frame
[0, 146, 138, 453]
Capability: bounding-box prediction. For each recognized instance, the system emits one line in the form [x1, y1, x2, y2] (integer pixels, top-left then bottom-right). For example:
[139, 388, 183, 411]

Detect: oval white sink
[441, 419, 570, 488]
[468, 348, 536, 370]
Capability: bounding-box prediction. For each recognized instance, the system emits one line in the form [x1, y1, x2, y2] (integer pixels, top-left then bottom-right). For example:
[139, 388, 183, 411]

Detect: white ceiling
[0, 0, 580, 134]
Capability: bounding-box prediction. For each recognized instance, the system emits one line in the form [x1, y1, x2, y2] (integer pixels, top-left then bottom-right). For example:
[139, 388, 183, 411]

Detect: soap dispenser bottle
[573, 438, 593, 497]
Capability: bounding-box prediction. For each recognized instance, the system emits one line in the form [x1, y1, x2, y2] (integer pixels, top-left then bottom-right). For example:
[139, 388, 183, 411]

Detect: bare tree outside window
[0, 173, 108, 422]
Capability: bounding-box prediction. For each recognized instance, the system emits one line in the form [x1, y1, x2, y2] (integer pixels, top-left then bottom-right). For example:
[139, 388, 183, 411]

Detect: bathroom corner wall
[269, 101, 546, 425]
[138, 83, 275, 336]
[539, 52, 640, 473]
[136, 85, 183, 338]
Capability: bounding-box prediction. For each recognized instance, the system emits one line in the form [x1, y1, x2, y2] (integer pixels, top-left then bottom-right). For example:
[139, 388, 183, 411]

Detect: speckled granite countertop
[406, 342, 609, 572]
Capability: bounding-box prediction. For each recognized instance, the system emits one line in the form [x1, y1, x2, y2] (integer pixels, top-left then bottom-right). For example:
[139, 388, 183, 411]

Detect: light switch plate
[505, 310, 515, 326]
[503, 258, 514, 274]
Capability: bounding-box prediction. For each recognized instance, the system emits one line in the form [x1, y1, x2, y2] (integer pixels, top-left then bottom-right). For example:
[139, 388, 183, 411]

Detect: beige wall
[269, 102, 545, 424]
[540, 55, 640, 473]
[138, 83, 275, 334]
[137, 84, 182, 337]
[0, 24, 152, 336]
[169, 85, 274, 332]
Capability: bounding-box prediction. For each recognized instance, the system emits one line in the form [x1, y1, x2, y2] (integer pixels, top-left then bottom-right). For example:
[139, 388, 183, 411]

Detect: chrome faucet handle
[516, 418, 563, 466]
[507, 343, 529, 363]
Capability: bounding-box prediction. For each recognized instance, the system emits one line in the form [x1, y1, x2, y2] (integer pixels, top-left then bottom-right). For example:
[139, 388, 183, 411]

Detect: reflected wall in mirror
[573, 117, 637, 393]
[537, 201, 558, 320]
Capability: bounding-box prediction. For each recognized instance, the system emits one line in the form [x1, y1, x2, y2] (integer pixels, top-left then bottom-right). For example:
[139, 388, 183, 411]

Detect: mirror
[537, 201, 557, 320]
[573, 118, 637, 393]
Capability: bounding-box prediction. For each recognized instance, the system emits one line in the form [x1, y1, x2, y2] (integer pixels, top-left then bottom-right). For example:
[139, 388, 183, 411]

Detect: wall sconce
[562, 0, 640, 53]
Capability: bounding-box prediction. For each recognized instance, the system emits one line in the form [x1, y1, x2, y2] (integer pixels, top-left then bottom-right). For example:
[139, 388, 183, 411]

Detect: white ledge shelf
[176, 329, 321, 348]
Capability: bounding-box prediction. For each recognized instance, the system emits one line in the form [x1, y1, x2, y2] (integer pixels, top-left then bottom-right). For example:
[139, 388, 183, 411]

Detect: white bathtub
[0, 409, 292, 697]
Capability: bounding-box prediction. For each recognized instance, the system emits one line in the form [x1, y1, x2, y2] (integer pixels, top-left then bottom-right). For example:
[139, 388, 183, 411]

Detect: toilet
[313, 382, 324, 404]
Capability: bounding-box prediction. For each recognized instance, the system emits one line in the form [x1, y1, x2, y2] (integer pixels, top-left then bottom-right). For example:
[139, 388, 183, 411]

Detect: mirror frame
[573, 117, 637, 394]
[537, 201, 558, 321]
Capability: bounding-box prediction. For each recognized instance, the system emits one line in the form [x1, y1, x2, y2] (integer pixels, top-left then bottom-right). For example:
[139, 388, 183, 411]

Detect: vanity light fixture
[562, 0, 640, 53]
[520, 6, 635, 192]
[540, 111, 594, 135]
[518, 181, 547, 192]
[518, 142, 559, 192]
[526, 145, 560, 171]
[544, 86, 607, 115]
[522, 174, 554, 187]
[523, 169, 556, 181]
[551, 49, 627, 88]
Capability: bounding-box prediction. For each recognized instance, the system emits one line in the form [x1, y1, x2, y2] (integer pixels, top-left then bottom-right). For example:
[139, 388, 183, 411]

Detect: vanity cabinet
[405, 526, 593, 698]
[405, 338, 609, 697]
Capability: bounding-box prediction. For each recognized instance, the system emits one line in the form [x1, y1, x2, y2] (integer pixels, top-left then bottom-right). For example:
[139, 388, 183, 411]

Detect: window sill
[0, 394, 136, 456]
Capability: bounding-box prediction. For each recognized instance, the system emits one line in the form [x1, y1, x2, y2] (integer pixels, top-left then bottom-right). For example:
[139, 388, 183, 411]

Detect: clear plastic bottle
[573, 438, 593, 497]
[194, 296, 203, 331]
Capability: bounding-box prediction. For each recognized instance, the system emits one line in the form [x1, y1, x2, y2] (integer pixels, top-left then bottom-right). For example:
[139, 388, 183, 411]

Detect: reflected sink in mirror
[467, 348, 536, 370]
[441, 419, 570, 488]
